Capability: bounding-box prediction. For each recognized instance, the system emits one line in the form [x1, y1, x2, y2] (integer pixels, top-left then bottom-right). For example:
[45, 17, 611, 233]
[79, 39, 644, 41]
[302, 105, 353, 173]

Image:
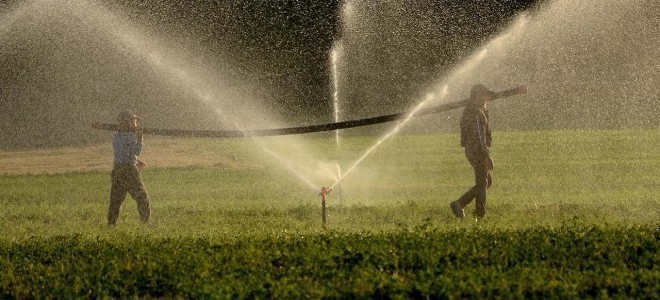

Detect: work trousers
[108, 164, 150, 225]
[455, 148, 492, 218]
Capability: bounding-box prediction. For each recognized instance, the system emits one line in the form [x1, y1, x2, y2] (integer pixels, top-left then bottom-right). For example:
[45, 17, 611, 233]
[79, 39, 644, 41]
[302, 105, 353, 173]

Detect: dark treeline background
[111, 0, 540, 117]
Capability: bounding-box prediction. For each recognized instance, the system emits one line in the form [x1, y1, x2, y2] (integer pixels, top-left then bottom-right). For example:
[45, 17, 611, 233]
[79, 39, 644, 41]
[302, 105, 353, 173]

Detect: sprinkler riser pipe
[319, 186, 332, 229]
[321, 199, 327, 229]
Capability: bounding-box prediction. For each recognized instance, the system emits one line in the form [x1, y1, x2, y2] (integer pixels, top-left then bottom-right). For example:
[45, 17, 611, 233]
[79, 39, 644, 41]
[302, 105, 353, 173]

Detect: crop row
[0, 225, 657, 298]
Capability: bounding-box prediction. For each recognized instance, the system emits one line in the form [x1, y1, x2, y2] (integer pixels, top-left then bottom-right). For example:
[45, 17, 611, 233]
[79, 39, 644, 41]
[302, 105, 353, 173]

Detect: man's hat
[470, 84, 495, 99]
[117, 109, 141, 123]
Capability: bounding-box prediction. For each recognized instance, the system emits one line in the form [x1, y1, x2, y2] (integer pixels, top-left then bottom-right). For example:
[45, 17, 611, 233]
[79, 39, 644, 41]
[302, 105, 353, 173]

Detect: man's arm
[475, 114, 490, 155]
[475, 112, 494, 170]
[131, 133, 143, 157]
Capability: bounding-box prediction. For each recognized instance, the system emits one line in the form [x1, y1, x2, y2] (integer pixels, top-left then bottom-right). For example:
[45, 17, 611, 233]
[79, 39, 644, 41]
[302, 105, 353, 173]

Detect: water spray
[331, 40, 345, 204]
[335, 164, 344, 204]
[318, 186, 333, 229]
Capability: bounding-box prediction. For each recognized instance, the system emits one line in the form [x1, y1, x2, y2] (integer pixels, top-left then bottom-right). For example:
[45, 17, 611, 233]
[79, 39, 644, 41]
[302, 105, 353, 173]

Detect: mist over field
[2, 0, 657, 214]
[10, 0, 654, 149]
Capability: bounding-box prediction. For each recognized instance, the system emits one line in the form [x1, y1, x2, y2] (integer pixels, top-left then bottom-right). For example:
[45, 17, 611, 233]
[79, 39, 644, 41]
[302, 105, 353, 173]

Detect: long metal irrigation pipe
[92, 88, 522, 137]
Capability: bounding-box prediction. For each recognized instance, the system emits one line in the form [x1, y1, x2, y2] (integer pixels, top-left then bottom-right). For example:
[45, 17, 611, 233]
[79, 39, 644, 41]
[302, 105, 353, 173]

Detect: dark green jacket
[460, 105, 491, 157]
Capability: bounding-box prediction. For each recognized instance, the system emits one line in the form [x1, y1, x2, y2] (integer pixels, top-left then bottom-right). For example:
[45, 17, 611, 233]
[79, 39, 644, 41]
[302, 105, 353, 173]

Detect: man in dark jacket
[450, 84, 526, 219]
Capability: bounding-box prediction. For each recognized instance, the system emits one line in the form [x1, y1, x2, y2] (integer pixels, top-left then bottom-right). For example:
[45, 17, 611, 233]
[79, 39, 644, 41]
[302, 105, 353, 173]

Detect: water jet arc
[92, 87, 523, 137]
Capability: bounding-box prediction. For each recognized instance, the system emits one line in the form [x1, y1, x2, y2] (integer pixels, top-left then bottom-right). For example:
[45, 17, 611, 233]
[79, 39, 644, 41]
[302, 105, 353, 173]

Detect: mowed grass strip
[0, 129, 657, 237]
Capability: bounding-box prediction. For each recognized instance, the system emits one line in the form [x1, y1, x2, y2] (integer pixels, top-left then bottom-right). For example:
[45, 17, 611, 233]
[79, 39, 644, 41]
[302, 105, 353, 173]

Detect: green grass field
[0, 129, 658, 297]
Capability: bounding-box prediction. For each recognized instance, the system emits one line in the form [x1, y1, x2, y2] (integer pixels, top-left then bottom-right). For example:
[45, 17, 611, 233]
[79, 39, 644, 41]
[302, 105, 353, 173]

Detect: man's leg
[455, 186, 476, 208]
[451, 186, 474, 218]
[127, 169, 151, 224]
[474, 166, 490, 218]
[456, 150, 487, 208]
[132, 187, 150, 224]
[451, 150, 482, 218]
[108, 169, 127, 225]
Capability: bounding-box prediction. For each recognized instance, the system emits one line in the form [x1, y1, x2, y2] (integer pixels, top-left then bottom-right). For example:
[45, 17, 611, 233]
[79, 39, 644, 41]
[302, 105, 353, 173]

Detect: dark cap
[117, 109, 141, 123]
[470, 84, 495, 99]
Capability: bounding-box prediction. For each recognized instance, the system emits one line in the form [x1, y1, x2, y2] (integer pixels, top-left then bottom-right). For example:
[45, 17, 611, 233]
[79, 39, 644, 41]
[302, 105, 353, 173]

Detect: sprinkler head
[319, 186, 332, 203]
[319, 186, 333, 198]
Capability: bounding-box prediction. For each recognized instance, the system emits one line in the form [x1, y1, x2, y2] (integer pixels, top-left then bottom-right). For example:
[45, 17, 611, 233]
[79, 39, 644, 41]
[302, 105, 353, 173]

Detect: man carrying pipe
[107, 109, 151, 226]
[450, 84, 527, 219]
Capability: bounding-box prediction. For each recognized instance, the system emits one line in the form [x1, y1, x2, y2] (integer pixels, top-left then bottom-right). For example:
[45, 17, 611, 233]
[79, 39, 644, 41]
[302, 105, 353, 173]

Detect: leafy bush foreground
[0, 225, 657, 298]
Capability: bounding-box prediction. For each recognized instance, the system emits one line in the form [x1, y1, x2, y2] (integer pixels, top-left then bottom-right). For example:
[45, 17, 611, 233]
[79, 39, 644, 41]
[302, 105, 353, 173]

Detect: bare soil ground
[0, 138, 237, 175]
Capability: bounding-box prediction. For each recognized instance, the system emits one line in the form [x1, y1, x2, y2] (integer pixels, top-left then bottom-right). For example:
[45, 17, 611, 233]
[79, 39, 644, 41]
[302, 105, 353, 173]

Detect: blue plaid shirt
[113, 132, 143, 165]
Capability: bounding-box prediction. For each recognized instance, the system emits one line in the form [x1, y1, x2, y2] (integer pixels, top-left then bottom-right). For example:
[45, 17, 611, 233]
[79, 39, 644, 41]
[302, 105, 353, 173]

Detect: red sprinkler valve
[319, 186, 333, 201]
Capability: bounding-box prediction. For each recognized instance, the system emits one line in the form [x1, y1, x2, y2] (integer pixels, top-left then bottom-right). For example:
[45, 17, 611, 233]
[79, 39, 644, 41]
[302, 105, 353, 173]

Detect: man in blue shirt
[108, 110, 150, 226]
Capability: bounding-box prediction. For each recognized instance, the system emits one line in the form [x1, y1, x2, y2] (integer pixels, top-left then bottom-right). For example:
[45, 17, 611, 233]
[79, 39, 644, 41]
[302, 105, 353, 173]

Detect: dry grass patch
[0, 137, 241, 175]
